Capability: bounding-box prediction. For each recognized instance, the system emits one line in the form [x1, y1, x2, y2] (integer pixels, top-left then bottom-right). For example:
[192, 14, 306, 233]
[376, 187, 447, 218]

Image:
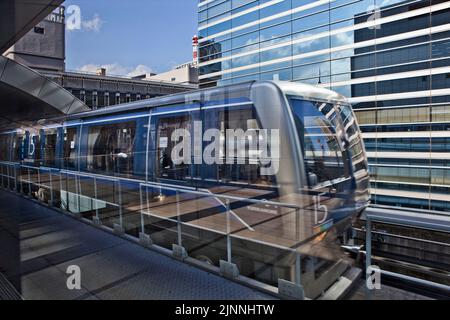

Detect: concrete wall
[4, 18, 65, 72]
[147, 66, 198, 85]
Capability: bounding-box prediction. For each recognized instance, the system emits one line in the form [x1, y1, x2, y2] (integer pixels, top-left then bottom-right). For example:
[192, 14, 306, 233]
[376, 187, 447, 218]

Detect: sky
[64, 0, 198, 76]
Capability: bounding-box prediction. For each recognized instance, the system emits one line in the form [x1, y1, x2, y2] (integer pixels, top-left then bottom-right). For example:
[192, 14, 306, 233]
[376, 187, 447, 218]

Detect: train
[0, 81, 370, 298]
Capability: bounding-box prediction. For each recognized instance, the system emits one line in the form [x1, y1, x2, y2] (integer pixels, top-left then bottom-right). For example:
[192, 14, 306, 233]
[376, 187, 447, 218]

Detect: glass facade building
[197, 0, 450, 212]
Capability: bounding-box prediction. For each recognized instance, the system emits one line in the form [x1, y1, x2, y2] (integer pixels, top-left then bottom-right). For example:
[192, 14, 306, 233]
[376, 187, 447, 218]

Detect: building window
[34, 26, 45, 34]
[105, 92, 110, 107]
[93, 92, 98, 109]
[85, 91, 93, 108]
[80, 91, 86, 103]
[115, 93, 120, 105]
[432, 106, 450, 122]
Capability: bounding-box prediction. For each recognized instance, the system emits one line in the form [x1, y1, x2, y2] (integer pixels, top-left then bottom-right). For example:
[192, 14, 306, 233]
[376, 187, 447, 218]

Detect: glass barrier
[118, 180, 142, 237]
[0, 162, 17, 191]
[2, 164, 351, 299]
[137, 182, 350, 298]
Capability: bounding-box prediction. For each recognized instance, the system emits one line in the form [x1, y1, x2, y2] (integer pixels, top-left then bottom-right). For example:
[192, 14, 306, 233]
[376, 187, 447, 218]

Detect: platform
[0, 189, 437, 300]
[0, 190, 275, 300]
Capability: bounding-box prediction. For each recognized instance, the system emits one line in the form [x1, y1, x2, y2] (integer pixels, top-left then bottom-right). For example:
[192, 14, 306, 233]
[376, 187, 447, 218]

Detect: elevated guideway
[0, 56, 89, 129]
[0, 189, 435, 300]
[359, 205, 450, 298]
[362, 205, 450, 233]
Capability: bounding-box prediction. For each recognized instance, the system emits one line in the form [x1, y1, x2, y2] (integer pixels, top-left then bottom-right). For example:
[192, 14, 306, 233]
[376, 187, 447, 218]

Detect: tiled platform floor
[0, 190, 274, 300]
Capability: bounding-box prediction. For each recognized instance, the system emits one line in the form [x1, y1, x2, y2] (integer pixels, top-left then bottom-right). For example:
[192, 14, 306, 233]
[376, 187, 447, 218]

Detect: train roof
[39, 81, 349, 126]
[272, 81, 347, 104]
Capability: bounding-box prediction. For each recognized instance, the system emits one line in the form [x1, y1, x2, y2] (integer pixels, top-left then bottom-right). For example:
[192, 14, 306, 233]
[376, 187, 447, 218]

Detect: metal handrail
[138, 182, 311, 251]
[60, 169, 120, 182]
[354, 227, 450, 248]
[138, 181, 304, 287]
[380, 269, 450, 293]
[139, 181, 302, 210]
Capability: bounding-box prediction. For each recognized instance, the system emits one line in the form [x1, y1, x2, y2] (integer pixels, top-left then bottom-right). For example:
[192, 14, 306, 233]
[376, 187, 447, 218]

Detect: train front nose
[337, 104, 371, 212]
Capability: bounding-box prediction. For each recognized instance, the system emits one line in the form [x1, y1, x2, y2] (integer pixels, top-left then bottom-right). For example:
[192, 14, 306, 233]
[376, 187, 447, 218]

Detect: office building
[138, 62, 199, 85]
[197, 0, 450, 212]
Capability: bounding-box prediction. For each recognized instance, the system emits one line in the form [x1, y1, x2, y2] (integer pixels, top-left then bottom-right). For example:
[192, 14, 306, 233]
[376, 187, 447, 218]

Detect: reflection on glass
[87, 122, 136, 176]
[289, 99, 348, 187]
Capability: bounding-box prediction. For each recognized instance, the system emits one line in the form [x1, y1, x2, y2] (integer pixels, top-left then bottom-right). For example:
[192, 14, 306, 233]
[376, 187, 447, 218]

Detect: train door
[11, 130, 25, 162]
[81, 118, 137, 178]
[149, 104, 200, 186]
[61, 125, 80, 170]
[0, 133, 12, 162]
[133, 116, 149, 178]
[199, 102, 279, 200]
[23, 129, 40, 165]
[40, 127, 59, 168]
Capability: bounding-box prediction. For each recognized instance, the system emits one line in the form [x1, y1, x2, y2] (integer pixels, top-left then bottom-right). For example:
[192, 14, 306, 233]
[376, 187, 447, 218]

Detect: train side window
[203, 106, 275, 186]
[12, 133, 24, 162]
[87, 121, 136, 176]
[289, 99, 348, 187]
[0, 134, 10, 161]
[63, 127, 78, 169]
[42, 129, 57, 167]
[156, 114, 191, 180]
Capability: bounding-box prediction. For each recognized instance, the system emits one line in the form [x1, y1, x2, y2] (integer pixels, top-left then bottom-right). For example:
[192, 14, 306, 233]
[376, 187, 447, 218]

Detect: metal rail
[363, 206, 450, 233]
[379, 269, 450, 293]
[0, 165, 311, 298]
[365, 209, 450, 294]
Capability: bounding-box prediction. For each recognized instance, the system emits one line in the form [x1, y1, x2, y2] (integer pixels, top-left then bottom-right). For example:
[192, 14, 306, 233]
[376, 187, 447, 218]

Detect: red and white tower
[192, 35, 199, 67]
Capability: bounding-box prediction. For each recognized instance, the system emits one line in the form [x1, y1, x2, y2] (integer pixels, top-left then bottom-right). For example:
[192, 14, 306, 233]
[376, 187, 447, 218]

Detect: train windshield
[337, 104, 368, 174]
[288, 98, 351, 189]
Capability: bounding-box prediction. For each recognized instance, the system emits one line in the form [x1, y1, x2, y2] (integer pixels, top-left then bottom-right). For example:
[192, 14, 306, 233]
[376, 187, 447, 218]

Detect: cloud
[78, 63, 127, 75]
[77, 63, 154, 77]
[66, 7, 103, 33]
[81, 14, 103, 32]
[334, 32, 354, 46]
[168, 60, 180, 70]
[128, 64, 154, 77]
